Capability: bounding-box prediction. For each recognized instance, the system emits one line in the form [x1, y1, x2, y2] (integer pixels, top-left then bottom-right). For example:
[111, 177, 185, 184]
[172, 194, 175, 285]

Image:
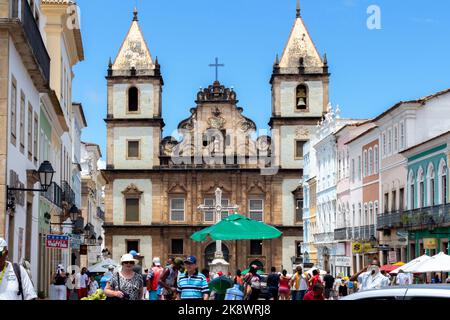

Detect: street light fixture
[7, 161, 55, 211]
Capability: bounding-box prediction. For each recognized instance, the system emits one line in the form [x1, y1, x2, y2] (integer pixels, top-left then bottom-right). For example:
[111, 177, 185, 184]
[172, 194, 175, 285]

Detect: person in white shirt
[75, 267, 89, 299]
[350, 258, 389, 292]
[88, 274, 99, 296]
[0, 238, 37, 300]
[396, 270, 411, 286]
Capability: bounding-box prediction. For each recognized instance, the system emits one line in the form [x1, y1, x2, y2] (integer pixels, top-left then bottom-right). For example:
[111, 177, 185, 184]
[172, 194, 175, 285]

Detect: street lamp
[97, 236, 103, 246]
[7, 161, 55, 211]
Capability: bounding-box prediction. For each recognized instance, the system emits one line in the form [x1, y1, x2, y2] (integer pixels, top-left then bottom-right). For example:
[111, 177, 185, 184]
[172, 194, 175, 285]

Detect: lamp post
[6, 161, 55, 211]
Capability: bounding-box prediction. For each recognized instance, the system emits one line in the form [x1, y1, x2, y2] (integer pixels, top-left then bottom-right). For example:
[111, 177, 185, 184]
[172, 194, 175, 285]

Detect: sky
[73, 0, 450, 159]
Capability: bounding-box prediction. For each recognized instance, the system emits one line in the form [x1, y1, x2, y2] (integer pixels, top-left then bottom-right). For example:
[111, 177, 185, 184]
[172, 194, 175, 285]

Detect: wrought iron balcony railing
[43, 182, 62, 208]
[62, 181, 75, 205]
[96, 207, 105, 220]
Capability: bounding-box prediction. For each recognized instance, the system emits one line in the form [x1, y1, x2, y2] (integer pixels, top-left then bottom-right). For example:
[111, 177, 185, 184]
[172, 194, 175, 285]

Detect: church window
[125, 198, 140, 222]
[171, 239, 184, 255]
[250, 240, 263, 255]
[128, 86, 139, 112]
[295, 140, 305, 159]
[170, 198, 185, 221]
[295, 198, 303, 223]
[126, 240, 139, 254]
[127, 140, 140, 159]
[249, 199, 263, 221]
[295, 84, 308, 111]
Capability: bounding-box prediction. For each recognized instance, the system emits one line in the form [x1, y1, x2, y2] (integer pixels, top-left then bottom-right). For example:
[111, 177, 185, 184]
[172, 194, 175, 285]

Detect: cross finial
[133, 7, 138, 21]
[209, 57, 225, 82]
[296, 0, 301, 18]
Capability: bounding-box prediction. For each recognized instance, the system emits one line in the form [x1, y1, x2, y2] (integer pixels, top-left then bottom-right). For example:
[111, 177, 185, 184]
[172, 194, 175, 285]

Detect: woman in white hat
[104, 253, 144, 300]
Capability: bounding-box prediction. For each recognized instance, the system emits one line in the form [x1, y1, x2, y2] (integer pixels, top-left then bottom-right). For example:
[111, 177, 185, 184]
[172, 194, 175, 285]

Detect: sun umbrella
[87, 258, 119, 273]
[390, 255, 431, 274]
[407, 252, 450, 273]
[208, 276, 234, 294]
[190, 214, 282, 241]
[241, 268, 264, 275]
[380, 264, 398, 273]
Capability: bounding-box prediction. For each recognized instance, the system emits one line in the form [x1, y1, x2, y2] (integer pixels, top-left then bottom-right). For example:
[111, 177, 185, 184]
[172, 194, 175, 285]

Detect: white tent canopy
[87, 258, 119, 273]
[407, 252, 450, 273]
[390, 254, 431, 274]
[307, 267, 327, 276]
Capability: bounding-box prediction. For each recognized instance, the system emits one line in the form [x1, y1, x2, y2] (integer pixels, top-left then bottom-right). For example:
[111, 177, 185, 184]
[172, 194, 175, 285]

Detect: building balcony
[96, 207, 105, 221]
[43, 182, 62, 208]
[62, 180, 75, 206]
[377, 204, 450, 231]
[313, 232, 334, 244]
[334, 227, 352, 241]
[349, 225, 376, 241]
[2, 0, 50, 90]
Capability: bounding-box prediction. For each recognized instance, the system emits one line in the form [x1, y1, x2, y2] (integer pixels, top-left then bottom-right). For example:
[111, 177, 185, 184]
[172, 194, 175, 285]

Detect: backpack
[148, 267, 162, 291]
[12, 263, 24, 300]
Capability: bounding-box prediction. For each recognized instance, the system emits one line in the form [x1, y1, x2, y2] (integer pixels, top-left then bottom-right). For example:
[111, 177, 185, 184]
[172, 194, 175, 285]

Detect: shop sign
[70, 234, 83, 249]
[46, 235, 69, 249]
[335, 256, 351, 267]
[352, 242, 362, 253]
[423, 238, 437, 250]
[388, 251, 397, 264]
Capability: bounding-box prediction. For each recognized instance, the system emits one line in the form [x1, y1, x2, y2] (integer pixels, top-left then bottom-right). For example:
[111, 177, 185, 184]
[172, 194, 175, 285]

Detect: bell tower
[270, 1, 329, 169]
[105, 8, 164, 170]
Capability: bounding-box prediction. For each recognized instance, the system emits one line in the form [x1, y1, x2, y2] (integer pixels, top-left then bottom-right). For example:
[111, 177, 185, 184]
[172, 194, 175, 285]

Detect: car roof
[342, 285, 450, 300]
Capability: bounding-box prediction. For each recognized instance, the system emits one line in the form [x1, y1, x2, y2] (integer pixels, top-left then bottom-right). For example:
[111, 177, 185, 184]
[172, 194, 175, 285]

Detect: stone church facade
[103, 5, 329, 272]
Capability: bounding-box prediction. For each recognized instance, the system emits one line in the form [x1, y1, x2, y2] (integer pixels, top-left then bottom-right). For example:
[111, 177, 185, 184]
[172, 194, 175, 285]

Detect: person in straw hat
[104, 253, 144, 300]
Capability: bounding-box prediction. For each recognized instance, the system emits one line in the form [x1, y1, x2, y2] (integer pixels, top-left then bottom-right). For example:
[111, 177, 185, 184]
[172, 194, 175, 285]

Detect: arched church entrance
[204, 242, 230, 269]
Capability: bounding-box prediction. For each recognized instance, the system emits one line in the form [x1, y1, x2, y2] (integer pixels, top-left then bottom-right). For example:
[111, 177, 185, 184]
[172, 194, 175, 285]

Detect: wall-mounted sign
[335, 256, 351, 267]
[423, 238, 437, 250]
[352, 242, 362, 253]
[388, 251, 397, 264]
[46, 235, 69, 249]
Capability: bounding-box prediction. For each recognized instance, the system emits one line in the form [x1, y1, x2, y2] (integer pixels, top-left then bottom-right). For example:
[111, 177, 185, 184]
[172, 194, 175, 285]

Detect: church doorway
[204, 242, 229, 269]
[249, 259, 264, 272]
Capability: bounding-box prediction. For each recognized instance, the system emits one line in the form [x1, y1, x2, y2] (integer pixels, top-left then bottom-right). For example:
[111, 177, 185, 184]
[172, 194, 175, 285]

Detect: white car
[342, 284, 450, 300]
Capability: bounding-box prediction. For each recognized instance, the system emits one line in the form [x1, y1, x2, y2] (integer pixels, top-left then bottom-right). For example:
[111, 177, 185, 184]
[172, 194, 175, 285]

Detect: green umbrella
[208, 276, 234, 294]
[241, 268, 263, 275]
[190, 214, 282, 241]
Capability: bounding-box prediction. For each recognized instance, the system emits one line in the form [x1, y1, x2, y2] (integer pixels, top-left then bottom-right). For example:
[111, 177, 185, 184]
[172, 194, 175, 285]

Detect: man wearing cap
[176, 256, 209, 300]
[0, 238, 37, 300]
[147, 257, 163, 300]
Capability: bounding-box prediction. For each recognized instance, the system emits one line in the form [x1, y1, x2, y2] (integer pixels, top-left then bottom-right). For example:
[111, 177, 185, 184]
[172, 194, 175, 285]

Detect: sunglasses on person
[123, 261, 135, 265]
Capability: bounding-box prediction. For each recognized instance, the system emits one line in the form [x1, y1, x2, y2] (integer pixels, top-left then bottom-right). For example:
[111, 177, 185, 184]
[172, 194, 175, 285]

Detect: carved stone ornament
[295, 127, 310, 138]
[207, 116, 226, 129]
[121, 184, 143, 195]
[256, 136, 272, 152]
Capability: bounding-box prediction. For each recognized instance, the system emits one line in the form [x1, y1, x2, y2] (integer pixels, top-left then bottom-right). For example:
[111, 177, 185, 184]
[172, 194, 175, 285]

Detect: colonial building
[103, 4, 327, 272]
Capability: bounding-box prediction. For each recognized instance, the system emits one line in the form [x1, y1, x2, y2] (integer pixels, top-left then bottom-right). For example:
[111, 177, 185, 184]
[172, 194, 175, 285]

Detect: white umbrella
[307, 268, 327, 276]
[88, 258, 119, 273]
[407, 252, 450, 273]
[390, 254, 431, 274]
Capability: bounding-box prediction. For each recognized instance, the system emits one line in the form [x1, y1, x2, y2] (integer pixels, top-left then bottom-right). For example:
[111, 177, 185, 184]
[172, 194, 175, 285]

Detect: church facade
[103, 5, 329, 273]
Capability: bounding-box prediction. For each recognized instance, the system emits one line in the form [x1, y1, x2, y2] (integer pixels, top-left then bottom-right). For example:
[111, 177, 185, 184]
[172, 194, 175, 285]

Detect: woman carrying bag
[104, 254, 144, 300]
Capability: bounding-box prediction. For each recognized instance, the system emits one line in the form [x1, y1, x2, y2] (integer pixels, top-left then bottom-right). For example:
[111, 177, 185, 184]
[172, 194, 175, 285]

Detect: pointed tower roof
[112, 9, 154, 72]
[279, 2, 324, 73]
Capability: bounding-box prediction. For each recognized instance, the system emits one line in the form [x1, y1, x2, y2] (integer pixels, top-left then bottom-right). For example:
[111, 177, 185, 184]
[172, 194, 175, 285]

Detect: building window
[440, 163, 447, 204]
[295, 84, 308, 110]
[368, 148, 373, 176]
[369, 203, 373, 225]
[203, 198, 230, 222]
[295, 198, 303, 223]
[249, 199, 263, 221]
[125, 198, 140, 222]
[363, 150, 368, 177]
[387, 129, 392, 155]
[295, 140, 305, 159]
[170, 198, 185, 221]
[409, 171, 415, 210]
[392, 190, 397, 212]
[358, 203, 362, 227]
[128, 86, 139, 112]
[382, 132, 386, 157]
[126, 240, 139, 254]
[351, 159, 355, 183]
[171, 239, 184, 255]
[393, 125, 398, 153]
[358, 156, 361, 180]
[384, 193, 389, 213]
[418, 168, 424, 208]
[20, 91, 25, 153]
[374, 145, 379, 174]
[27, 104, 33, 160]
[399, 188, 405, 211]
[250, 240, 262, 255]
[428, 164, 435, 206]
[400, 122, 405, 149]
[127, 140, 140, 159]
[10, 78, 17, 145]
[33, 112, 38, 164]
